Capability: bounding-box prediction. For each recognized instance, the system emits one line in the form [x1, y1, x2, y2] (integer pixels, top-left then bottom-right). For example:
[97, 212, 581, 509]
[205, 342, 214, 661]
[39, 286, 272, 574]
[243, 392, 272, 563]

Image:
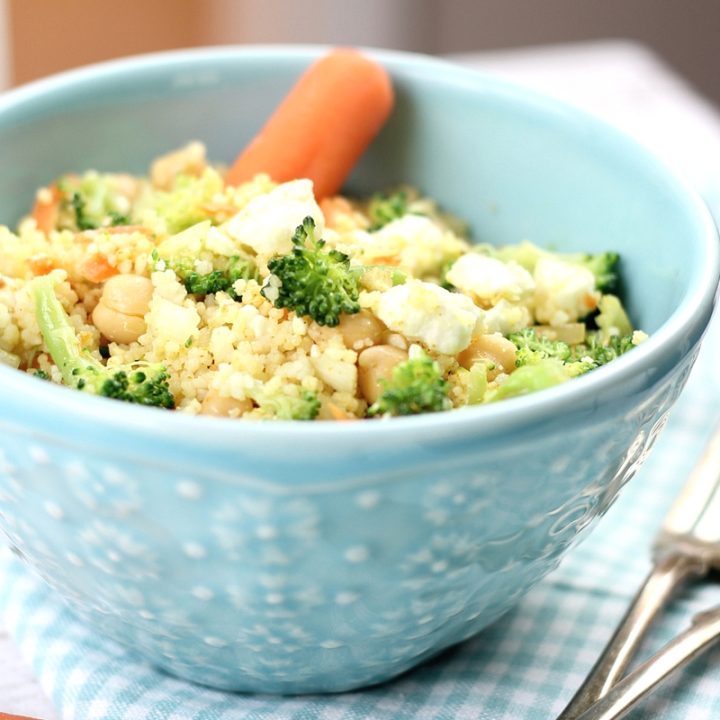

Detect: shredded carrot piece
[81, 253, 118, 283]
[371, 255, 401, 266]
[200, 202, 238, 218]
[28, 256, 56, 276]
[31, 183, 61, 234]
[327, 402, 355, 421]
[98, 225, 153, 236]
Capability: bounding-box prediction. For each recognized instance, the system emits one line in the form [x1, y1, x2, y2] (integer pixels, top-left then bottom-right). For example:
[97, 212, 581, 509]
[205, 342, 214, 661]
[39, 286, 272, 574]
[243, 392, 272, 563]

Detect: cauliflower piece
[446, 253, 535, 307]
[476, 299, 533, 335]
[365, 279, 480, 355]
[339, 215, 468, 278]
[310, 343, 358, 394]
[534, 256, 600, 326]
[222, 179, 324, 260]
[148, 297, 200, 345]
[146, 270, 200, 345]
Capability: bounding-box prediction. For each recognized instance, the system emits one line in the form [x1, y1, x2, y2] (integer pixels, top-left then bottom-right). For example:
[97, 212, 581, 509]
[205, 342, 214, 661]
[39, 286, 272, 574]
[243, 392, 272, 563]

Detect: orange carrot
[225, 49, 394, 200]
[31, 183, 61, 234]
[369, 255, 401, 266]
[81, 252, 118, 283]
[327, 402, 355, 421]
[28, 255, 55, 276]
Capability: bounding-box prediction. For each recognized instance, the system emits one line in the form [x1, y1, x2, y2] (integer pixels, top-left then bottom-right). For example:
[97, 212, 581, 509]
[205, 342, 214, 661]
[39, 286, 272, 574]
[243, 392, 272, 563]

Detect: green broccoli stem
[32, 276, 175, 408]
[33, 275, 86, 385]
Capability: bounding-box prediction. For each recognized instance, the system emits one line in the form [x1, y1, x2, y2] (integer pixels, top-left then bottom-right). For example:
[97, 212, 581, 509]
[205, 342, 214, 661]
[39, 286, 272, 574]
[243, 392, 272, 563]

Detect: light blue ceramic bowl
[0, 47, 717, 694]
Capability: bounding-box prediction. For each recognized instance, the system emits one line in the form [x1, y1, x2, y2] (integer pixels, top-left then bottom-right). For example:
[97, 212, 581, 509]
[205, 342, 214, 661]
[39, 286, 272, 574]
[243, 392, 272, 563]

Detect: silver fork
[557, 423, 720, 720]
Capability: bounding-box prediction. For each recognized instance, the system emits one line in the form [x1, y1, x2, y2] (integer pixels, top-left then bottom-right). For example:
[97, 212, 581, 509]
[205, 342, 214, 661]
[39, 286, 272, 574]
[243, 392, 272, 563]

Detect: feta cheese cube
[223, 179, 324, 259]
[534, 256, 600, 325]
[446, 253, 535, 306]
[367, 280, 480, 355]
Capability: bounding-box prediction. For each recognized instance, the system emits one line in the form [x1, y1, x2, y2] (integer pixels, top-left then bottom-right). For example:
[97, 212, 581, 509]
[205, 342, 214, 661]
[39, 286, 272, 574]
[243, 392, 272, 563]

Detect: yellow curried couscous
[0, 143, 645, 420]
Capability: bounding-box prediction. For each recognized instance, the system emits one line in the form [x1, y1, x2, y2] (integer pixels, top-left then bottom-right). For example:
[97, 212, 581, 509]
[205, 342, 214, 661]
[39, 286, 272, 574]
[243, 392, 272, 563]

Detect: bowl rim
[0, 44, 718, 443]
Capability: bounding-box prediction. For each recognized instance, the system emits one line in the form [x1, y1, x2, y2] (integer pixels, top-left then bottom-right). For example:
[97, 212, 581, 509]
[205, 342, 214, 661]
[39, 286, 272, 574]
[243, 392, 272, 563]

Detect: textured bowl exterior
[0, 352, 698, 693]
[0, 47, 717, 693]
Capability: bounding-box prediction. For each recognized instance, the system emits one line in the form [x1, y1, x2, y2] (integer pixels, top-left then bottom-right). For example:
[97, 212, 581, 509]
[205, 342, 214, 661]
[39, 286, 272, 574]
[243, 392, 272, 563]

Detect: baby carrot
[225, 49, 394, 200]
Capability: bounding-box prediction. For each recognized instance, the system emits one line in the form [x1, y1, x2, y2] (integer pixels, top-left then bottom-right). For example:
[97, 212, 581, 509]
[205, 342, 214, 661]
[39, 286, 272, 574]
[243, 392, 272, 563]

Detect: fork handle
[575, 604, 720, 720]
[557, 553, 706, 720]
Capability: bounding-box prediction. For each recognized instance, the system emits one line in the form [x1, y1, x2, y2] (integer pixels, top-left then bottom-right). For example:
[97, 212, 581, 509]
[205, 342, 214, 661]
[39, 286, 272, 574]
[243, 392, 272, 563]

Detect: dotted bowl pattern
[0, 351, 697, 693]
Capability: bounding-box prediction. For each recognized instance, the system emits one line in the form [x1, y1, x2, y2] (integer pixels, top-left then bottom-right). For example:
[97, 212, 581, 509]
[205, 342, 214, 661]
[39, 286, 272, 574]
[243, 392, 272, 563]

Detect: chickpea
[92, 302, 147, 345]
[338, 311, 385, 350]
[101, 274, 154, 316]
[358, 344, 408, 404]
[457, 333, 517, 380]
[92, 274, 153, 344]
[200, 392, 253, 418]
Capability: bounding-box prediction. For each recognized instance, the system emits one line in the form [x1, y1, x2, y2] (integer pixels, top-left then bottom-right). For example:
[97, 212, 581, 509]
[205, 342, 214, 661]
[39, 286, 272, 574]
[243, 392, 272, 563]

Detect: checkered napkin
[2, 278, 720, 720]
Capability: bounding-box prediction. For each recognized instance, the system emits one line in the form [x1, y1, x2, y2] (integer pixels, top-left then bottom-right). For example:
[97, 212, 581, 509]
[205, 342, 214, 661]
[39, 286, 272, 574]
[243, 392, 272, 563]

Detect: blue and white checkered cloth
[2, 273, 720, 719]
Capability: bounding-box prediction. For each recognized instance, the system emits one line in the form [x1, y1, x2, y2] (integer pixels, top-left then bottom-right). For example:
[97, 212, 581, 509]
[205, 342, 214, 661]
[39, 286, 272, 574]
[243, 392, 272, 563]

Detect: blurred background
[1, 0, 718, 105]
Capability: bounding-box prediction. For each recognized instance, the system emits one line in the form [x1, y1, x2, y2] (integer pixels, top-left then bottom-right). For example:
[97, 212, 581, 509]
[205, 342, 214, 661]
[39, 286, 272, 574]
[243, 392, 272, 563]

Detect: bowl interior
[0, 46, 713, 339]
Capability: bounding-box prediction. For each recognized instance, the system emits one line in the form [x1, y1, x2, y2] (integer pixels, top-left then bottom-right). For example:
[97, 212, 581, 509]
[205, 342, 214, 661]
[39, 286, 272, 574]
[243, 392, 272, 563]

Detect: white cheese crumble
[534, 256, 600, 326]
[476, 299, 534, 336]
[331, 215, 468, 279]
[365, 280, 480, 355]
[446, 253, 535, 307]
[311, 344, 358, 393]
[148, 297, 200, 344]
[222, 179, 324, 259]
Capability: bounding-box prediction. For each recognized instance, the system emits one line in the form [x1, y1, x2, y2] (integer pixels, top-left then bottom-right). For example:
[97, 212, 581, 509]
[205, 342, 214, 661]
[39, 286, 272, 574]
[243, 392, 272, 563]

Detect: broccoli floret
[182, 269, 232, 295]
[570, 252, 620, 293]
[69, 192, 129, 231]
[32, 276, 175, 408]
[575, 332, 638, 367]
[480, 241, 619, 292]
[145, 169, 224, 234]
[71, 192, 97, 231]
[508, 327, 595, 379]
[108, 210, 132, 227]
[508, 328, 572, 366]
[33, 369, 50, 380]
[487, 359, 571, 402]
[594, 294, 633, 341]
[263, 217, 361, 326]
[55, 173, 135, 231]
[367, 190, 408, 231]
[179, 255, 258, 298]
[368, 350, 451, 417]
[152, 220, 258, 298]
[256, 389, 320, 420]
